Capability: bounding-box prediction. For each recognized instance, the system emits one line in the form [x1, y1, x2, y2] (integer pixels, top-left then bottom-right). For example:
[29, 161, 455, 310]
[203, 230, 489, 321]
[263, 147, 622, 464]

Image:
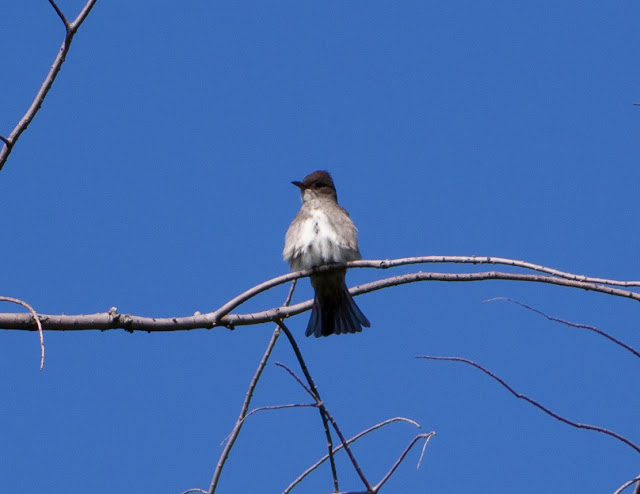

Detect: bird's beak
[291, 181, 304, 189]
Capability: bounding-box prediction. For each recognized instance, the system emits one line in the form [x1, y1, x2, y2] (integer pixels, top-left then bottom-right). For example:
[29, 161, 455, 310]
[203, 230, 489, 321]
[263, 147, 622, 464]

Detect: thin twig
[0, 0, 98, 171]
[221, 402, 318, 445]
[612, 474, 640, 494]
[372, 432, 435, 492]
[0, 296, 44, 370]
[47, 0, 70, 28]
[208, 281, 296, 494]
[274, 324, 343, 492]
[70, 0, 98, 31]
[486, 297, 640, 360]
[283, 417, 420, 494]
[417, 356, 640, 455]
[274, 355, 373, 493]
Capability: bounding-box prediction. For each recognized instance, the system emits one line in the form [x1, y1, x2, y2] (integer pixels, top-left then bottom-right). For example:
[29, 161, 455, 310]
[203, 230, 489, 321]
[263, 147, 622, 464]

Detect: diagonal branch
[283, 417, 421, 494]
[47, 0, 70, 28]
[0, 0, 98, 171]
[372, 432, 435, 492]
[274, 355, 372, 493]
[417, 355, 640, 455]
[208, 281, 296, 494]
[275, 324, 343, 492]
[613, 475, 640, 494]
[486, 297, 640, 360]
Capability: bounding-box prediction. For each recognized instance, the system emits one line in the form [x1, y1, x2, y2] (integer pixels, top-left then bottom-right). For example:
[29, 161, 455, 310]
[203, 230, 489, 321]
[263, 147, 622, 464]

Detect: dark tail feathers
[305, 285, 370, 338]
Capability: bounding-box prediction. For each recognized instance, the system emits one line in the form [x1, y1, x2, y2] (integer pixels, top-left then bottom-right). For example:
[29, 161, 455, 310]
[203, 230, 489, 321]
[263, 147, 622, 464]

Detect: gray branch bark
[0, 0, 98, 171]
[1, 256, 639, 333]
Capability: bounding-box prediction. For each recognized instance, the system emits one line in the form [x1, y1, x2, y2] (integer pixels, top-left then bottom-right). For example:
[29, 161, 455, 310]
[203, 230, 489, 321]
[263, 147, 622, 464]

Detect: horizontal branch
[2, 257, 640, 333]
[348, 256, 640, 287]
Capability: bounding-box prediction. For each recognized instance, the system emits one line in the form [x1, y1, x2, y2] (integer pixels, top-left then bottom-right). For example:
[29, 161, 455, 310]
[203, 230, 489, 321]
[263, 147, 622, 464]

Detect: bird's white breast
[288, 208, 344, 270]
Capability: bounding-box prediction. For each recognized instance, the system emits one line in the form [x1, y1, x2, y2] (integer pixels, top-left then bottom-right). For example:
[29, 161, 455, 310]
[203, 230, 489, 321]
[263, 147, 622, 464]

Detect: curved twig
[348, 256, 640, 287]
[417, 355, 640, 455]
[0, 296, 44, 370]
[613, 475, 640, 494]
[274, 355, 371, 492]
[486, 297, 640, 360]
[283, 417, 421, 494]
[0, 0, 98, 171]
[275, 324, 343, 492]
[372, 432, 435, 492]
[208, 281, 296, 494]
[47, 0, 69, 28]
[212, 256, 640, 323]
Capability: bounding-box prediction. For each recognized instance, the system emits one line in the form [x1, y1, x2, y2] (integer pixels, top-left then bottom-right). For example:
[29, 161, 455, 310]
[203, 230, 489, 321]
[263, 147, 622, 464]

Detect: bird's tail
[305, 278, 370, 338]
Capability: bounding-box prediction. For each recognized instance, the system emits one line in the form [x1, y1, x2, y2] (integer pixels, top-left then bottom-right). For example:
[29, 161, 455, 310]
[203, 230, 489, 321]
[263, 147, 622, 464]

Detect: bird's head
[292, 170, 338, 203]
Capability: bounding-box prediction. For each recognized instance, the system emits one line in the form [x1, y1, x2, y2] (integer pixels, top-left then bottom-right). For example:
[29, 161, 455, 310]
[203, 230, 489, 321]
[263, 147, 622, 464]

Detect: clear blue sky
[1, 1, 640, 493]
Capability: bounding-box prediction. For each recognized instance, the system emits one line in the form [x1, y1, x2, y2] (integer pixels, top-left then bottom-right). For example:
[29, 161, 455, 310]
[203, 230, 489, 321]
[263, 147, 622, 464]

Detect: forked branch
[0, 0, 98, 171]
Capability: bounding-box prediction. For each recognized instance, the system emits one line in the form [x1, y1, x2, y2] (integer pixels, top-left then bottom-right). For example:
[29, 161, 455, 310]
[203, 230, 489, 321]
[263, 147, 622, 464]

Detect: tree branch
[275, 324, 344, 492]
[3, 260, 640, 333]
[372, 432, 435, 492]
[486, 297, 640, 360]
[0, 0, 98, 171]
[47, 0, 70, 28]
[283, 417, 421, 494]
[613, 475, 640, 494]
[417, 355, 640, 455]
[208, 281, 296, 494]
[0, 296, 44, 370]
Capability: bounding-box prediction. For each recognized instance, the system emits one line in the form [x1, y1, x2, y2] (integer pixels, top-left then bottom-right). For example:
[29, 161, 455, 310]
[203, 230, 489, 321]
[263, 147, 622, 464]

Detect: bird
[283, 170, 370, 337]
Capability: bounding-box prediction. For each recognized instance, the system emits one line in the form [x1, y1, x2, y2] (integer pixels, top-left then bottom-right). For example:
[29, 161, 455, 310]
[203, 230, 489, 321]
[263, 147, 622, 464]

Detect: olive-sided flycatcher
[283, 170, 370, 337]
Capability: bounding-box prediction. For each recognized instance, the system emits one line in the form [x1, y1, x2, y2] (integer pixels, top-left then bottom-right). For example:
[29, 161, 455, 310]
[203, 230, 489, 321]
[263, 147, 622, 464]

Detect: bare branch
[229, 403, 318, 432]
[283, 417, 421, 494]
[211, 256, 640, 323]
[274, 355, 372, 493]
[47, 0, 70, 28]
[70, 0, 98, 32]
[347, 256, 640, 287]
[486, 297, 640, 360]
[208, 281, 296, 494]
[4, 258, 640, 333]
[372, 432, 435, 492]
[0, 296, 44, 370]
[0, 0, 98, 171]
[275, 324, 343, 492]
[613, 475, 640, 494]
[417, 355, 640, 455]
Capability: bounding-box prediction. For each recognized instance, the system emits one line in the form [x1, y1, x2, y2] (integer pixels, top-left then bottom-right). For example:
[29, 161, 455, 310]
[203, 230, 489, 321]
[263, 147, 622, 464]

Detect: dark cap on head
[292, 170, 338, 201]
[292, 170, 335, 189]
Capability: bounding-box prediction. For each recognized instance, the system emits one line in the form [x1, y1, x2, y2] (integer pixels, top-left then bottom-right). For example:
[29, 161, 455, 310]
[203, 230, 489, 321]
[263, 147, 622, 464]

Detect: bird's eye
[314, 182, 325, 189]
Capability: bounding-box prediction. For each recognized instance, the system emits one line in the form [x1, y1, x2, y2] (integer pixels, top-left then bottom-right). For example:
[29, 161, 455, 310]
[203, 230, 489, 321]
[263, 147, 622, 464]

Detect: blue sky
[1, 1, 640, 493]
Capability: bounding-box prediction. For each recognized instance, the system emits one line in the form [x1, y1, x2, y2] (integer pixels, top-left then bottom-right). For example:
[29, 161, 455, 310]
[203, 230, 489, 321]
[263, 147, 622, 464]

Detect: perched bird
[283, 170, 370, 337]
